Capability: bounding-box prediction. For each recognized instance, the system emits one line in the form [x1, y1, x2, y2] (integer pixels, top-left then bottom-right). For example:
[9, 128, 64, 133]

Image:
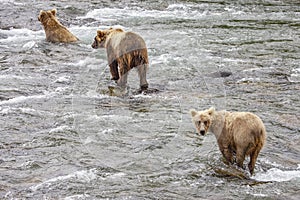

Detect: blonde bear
[190, 107, 266, 175]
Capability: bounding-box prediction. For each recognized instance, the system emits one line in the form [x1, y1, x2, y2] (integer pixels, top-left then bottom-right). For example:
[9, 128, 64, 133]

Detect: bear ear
[97, 30, 105, 37]
[105, 28, 114, 35]
[50, 9, 57, 16]
[190, 109, 198, 117]
[38, 11, 46, 22]
[207, 107, 215, 116]
[115, 28, 124, 32]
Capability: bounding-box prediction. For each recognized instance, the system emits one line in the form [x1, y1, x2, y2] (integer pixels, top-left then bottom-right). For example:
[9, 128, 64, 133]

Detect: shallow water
[0, 0, 300, 199]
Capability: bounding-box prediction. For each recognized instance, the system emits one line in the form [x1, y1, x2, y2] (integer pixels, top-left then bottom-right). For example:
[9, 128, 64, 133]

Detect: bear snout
[200, 130, 206, 136]
[91, 42, 97, 49]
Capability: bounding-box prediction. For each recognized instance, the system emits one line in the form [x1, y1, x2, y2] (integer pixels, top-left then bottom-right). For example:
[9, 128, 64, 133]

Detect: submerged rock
[207, 71, 233, 78]
[108, 85, 128, 97]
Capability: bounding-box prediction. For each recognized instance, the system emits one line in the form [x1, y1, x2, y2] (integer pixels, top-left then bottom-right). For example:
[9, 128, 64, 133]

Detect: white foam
[132, 93, 152, 99]
[0, 28, 44, 44]
[63, 194, 90, 200]
[30, 168, 97, 191]
[71, 56, 103, 69]
[151, 54, 174, 65]
[292, 68, 300, 73]
[0, 0, 24, 6]
[260, 158, 284, 168]
[0, 107, 11, 115]
[0, 75, 25, 80]
[236, 77, 261, 83]
[54, 76, 71, 84]
[99, 172, 126, 181]
[288, 68, 300, 83]
[0, 90, 61, 106]
[83, 136, 95, 145]
[22, 41, 36, 50]
[84, 114, 132, 122]
[100, 128, 114, 134]
[49, 125, 71, 134]
[55, 87, 68, 93]
[252, 193, 268, 197]
[252, 168, 300, 182]
[0, 94, 46, 106]
[78, 5, 208, 22]
[166, 3, 188, 11]
[106, 172, 126, 179]
[0, 0, 14, 3]
[85, 90, 107, 98]
[19, 107, 37, 114]
[0, 106, 46, 116]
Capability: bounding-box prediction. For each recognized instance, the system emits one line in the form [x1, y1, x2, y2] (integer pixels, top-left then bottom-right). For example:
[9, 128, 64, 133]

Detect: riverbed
[0, 0, 299, 199]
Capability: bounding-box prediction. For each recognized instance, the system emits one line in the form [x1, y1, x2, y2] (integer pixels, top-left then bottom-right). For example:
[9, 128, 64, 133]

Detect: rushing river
[1, 0, 300, 199]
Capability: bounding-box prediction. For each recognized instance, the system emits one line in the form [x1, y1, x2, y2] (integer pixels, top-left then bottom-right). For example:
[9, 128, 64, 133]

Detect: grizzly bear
[190, 107, 266, 175]
[38, 9, 78, 43]
[91, 28, 149, 91]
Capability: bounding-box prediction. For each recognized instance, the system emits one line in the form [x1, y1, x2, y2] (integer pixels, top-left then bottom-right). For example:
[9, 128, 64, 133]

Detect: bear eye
[204, 121, 208, 126]
[197, 121, 201, 125]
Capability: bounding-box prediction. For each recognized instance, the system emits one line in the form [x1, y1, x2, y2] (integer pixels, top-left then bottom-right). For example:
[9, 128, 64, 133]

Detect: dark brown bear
[92, 28, 149, 91]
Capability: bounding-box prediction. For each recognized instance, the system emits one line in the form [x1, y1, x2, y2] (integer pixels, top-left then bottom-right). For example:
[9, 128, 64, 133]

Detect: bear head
[190, 107, 215, 136]
[91, 28, 124, 49]
[38, 9, 58, 25]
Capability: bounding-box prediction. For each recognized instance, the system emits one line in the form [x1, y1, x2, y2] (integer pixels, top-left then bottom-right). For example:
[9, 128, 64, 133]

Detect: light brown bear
[91, 28, 149, 91]
[38, 9, 78, 43]
[190, 107, 266, 175]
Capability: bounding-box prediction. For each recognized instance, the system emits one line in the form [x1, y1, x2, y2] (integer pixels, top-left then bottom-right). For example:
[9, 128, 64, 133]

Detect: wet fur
[190, 107, 266, 175]
[38, 9, 78, 43]
[92, 28, 148, 90]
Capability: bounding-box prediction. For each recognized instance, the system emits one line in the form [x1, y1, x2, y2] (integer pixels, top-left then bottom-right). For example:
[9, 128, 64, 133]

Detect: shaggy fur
[38, 9, 78, 43]
[92, 28, 149, 90]
[190, 107, 266, 175]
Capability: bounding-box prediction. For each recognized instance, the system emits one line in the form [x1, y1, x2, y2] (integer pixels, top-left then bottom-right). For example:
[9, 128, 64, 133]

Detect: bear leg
[221, 147, 234, 165]
[236, 148, 246, 169]
[117, 72, 128, 89]
[109, 60, 119, 81]
[137, 64, 148, 90]
[248, 146, 261, 175]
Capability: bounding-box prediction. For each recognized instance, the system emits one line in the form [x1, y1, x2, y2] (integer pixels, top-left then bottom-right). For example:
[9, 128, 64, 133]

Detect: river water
[1, 0, 300, 199]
